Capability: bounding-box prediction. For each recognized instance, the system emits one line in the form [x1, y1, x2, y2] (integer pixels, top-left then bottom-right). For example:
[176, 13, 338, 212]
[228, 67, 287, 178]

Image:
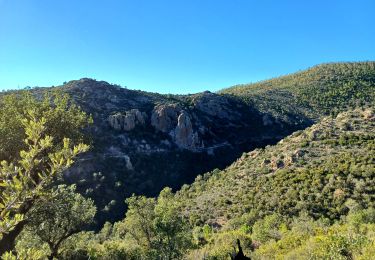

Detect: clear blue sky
[0, 0, 374, 94]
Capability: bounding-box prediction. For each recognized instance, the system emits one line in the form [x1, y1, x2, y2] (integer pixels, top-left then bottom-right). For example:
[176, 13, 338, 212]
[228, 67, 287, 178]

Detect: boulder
[271, 158, 284, 170]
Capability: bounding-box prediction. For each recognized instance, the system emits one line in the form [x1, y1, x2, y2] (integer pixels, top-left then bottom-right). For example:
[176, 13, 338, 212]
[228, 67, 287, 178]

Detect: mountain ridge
[1, 61, 373, 228]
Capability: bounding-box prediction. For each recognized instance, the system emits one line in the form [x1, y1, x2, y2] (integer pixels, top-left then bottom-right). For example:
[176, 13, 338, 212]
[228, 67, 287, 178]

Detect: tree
[123, 195, 156, 249]
[153, 188, 193, 259]
[251, 214, 283, 244]
[121, 188, 193, 259]
[0, 91, 91, 254]
[0, 90, 92, 162]
[25, 185, 96, 259]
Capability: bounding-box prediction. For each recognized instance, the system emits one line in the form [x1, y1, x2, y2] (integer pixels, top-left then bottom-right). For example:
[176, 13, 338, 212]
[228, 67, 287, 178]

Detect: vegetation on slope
[176, 108, 375, 228]
[2, 62, 373, 230]
[7, 108, 374, 259]
[57, 62, 374, 227]
[221, 62, 375, 121]
[189, 208, 375, 259]
[1, 63, 374, 259]
[179, 107, 375, 259]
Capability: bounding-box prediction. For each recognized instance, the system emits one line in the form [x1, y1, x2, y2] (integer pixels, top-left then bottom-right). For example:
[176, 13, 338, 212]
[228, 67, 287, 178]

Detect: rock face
[108, 109, 147, 131]
[133, 109, 147, 125]
[151, 105, 201, 150]
[124, 155, 134, 170]
[151, 104, 181, 133]
[192, 92, 239, 120]
[172, 111, 201, 150]
[108, 104, 203, 151]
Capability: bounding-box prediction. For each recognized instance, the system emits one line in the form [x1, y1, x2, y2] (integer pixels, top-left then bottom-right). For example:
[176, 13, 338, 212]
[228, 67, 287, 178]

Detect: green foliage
[0, 115, 89, 238]
[186, 208, 375, 259]
[221, 62, 375, 120]
[86, 188, 193, 259]
[18, 185, 96, 259]
[251, 214, 283, 244]
[2, 248, 45, 260]
[253, 208, 375, 259]
[0, 91, 92, 162]
[122, 195, 156, 250]
[87, 239, 144, 260]
[186, 229, 252, 260]
[0, 91, 91, 255]
[153, 188, 193, 259]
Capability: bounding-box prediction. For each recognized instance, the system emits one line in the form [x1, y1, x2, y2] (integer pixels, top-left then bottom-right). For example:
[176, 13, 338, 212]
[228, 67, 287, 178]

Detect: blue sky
[0, 0, 374, 94]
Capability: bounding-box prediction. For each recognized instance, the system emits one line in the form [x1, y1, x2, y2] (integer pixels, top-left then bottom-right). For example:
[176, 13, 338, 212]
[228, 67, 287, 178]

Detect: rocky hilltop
[46, 78, 301, 225]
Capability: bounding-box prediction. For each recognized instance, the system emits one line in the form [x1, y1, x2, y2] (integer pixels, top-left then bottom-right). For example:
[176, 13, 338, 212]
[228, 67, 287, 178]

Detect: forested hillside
[177, 108, 375, 259]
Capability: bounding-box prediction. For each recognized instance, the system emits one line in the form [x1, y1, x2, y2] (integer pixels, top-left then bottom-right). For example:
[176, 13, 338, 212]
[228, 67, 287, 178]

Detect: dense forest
[0, 62, 374, 259]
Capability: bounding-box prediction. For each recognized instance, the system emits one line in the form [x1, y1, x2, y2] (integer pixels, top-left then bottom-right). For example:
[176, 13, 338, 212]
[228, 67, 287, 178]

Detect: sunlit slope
[176, 108, 375, 227]
[221, 62, 375, 121]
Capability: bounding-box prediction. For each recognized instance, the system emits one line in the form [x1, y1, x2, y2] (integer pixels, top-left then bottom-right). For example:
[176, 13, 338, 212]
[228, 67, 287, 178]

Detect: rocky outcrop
[151, 104, 181, 133]
[151, 105, 202, 150]
[172, 111, 201, 150]
[124, 155, 134, 170]
[108, 109, 147, 131]
[132, 109, 147, 125]
[192, 92, 239, 120]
